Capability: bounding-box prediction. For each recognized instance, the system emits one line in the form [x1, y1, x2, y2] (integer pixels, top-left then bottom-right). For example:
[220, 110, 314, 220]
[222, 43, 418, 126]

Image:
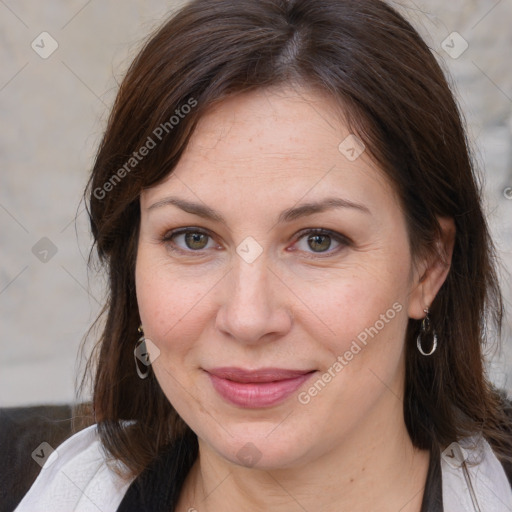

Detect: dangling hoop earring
[417, 307, 438, 356]
[134, 325, 150, 379]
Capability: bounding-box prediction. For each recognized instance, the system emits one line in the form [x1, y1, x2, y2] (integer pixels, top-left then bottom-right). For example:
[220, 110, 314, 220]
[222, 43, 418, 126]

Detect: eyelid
[161, 226, 212, 242]
[294, 227, 351, 243]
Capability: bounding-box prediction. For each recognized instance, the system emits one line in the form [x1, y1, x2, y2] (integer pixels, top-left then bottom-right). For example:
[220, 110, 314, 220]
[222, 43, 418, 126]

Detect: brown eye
[184, 232, 209, 250]
[162, 228, 216, 253]
[307, 234, 332, 252]
[293, 228, 350, 256]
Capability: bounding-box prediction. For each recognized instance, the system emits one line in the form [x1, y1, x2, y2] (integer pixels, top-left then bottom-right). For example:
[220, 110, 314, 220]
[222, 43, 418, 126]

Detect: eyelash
[160, 227, 351, 258]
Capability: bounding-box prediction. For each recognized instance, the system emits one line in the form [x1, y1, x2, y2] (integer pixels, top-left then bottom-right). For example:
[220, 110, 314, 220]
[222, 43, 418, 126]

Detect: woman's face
[136, 86, 427, 469]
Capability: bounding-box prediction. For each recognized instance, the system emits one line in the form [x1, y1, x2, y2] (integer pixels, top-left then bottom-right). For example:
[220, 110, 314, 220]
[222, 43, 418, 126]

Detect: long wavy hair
[80, 0, 512, 478]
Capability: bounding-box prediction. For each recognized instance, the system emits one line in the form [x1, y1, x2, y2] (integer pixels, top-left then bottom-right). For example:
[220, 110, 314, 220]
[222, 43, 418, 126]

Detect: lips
[205, 367, 315, 408]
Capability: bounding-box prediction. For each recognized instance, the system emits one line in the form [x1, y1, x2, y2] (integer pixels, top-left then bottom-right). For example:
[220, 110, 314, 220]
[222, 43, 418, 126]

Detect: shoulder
[14, 424, 135, 512]
[441, 433, 512, 511]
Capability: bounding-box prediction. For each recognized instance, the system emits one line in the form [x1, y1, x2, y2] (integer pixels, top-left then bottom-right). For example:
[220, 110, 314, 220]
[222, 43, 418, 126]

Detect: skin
[135, 86, 455, 512]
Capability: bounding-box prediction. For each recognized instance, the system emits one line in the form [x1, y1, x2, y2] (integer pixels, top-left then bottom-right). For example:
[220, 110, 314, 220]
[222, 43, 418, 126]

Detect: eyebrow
[147, 196, 371, 223]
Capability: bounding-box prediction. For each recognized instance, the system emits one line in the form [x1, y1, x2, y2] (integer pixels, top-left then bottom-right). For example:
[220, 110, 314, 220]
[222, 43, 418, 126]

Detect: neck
[176, 393, 430, 512]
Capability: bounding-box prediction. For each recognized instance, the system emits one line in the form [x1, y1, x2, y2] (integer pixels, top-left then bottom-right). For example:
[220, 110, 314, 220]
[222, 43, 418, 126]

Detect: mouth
[205, 367, 316, 408]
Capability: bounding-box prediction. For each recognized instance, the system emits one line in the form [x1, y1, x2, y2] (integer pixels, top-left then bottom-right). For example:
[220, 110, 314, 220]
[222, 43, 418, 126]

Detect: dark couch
[0, 404, 94, 512]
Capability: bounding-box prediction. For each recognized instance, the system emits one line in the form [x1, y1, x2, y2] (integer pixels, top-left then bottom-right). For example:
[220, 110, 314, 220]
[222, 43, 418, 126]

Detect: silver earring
[417, 308, 438, 356]
[134, 325, 150, 379]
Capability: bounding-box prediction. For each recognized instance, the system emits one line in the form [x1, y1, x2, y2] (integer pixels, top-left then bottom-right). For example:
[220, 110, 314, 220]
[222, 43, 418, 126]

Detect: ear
[407, 217, 456, 320]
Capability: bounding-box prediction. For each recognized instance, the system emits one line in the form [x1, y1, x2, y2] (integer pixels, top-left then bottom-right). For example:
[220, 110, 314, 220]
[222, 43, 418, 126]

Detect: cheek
[287, 249, 411, 383]
[295, 275, 408, 424]
[294, 261, 408, 339]
[135, 246, 216, 356]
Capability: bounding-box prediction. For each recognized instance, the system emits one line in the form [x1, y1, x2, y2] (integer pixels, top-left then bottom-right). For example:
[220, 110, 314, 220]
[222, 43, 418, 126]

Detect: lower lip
[208, 372, 315, 408]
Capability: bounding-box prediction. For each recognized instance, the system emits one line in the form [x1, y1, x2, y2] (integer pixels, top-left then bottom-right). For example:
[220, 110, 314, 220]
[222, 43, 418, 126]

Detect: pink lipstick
[206, 367, 315, 408]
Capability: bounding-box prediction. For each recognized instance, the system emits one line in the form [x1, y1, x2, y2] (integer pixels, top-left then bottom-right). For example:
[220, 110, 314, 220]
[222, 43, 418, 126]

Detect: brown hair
[82, 0, 512, 477]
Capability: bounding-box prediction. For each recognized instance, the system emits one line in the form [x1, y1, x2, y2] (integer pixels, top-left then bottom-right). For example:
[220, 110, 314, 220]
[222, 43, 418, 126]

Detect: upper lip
[206, 367, 315, 383]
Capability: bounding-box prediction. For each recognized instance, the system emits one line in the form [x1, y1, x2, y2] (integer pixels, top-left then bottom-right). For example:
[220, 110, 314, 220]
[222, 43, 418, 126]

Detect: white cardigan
[14, 424, 512, 512]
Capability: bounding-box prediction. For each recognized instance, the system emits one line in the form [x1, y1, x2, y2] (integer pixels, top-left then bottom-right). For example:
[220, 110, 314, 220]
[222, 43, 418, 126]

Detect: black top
[117, 434, 443, 512]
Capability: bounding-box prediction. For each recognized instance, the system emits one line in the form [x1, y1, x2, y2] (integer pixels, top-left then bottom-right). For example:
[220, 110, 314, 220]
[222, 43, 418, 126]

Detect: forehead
[141, 86, 396, 212]
[183, 87, 351, 174]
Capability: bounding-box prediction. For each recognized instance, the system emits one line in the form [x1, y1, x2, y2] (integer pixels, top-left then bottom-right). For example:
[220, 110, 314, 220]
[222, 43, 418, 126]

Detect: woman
[15, 0, 512, 511]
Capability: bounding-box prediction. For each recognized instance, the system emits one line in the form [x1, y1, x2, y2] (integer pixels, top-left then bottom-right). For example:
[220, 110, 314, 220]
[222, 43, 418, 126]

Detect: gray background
[1, 0, 511, 406]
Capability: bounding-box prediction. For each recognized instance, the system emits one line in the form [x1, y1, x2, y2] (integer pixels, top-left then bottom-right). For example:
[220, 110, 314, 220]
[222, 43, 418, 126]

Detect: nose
[215, 256, 293, 345]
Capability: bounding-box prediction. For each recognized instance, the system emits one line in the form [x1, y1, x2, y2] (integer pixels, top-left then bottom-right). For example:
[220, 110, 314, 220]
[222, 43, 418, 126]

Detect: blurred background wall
[1, 0, 511, 406]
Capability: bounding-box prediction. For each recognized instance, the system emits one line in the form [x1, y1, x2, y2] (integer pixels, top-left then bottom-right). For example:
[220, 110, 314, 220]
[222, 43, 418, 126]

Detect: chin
[197, 421, 316, 470]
